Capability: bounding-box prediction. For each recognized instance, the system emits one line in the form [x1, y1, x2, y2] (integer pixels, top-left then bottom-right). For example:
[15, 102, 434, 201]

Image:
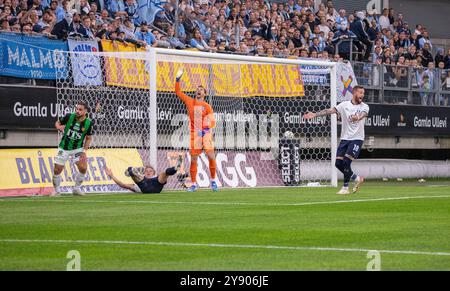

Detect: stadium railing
[0, 31, 449, 107]
[352, 61, 450, 106]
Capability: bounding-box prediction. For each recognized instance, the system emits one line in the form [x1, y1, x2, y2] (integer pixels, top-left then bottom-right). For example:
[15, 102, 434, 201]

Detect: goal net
[56, 47, 337, 191]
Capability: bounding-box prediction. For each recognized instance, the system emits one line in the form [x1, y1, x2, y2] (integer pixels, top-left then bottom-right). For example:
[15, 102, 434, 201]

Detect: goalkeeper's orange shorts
[190, 130, 214, 156]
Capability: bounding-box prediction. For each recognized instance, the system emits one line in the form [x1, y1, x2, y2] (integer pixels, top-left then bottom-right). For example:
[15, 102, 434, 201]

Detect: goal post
[56, 47, 338, 190]
[149, 48, 338, 188]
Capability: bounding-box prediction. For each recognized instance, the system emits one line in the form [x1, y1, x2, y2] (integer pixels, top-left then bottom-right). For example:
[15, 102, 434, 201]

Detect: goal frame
[148, 48, 338, 187]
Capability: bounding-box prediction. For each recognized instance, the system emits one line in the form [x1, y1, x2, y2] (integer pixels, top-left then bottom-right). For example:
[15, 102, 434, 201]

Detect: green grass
[0, 180, 450, 270]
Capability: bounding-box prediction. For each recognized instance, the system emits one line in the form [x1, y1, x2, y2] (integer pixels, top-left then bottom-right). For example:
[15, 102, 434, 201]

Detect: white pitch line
[1, 195, 450, 207]
[0, 238, 449, 257]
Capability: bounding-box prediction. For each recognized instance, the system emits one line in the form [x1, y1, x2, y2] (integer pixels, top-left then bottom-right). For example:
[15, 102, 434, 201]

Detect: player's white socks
[52, 174, 62, 188]
[74, 172, 87, 187]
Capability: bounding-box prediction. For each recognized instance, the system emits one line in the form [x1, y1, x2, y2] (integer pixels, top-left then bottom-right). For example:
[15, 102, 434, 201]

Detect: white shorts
[54, 148, 84, 166]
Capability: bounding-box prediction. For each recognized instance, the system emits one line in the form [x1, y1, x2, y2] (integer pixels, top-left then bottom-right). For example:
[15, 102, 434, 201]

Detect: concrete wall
[300, 159, 450, 180]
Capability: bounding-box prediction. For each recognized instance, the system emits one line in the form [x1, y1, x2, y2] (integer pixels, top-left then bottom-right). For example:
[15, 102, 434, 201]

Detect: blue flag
[137, 0, 168, 25]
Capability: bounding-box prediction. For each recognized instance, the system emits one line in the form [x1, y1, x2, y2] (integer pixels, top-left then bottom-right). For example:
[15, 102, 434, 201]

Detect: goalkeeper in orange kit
[175, 68, 218, 192]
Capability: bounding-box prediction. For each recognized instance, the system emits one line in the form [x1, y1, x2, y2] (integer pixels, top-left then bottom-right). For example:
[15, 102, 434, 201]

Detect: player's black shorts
[336, 139, 363, 159]
[136, 177, 166, 194]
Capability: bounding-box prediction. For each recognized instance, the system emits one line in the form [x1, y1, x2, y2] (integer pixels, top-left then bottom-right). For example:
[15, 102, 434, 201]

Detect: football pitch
[0, 180, 449, 271]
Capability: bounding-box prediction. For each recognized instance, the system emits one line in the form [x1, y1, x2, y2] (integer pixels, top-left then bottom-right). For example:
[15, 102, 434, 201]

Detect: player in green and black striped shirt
[52, 102, 94, 196]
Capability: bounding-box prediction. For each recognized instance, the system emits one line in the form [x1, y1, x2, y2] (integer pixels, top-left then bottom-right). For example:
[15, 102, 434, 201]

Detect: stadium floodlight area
[56, 48, 338, 189]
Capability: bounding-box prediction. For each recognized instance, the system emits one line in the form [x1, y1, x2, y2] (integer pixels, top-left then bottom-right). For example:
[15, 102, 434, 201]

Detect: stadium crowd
[0, 0, 449, 105]
[0, 0, 449, 65]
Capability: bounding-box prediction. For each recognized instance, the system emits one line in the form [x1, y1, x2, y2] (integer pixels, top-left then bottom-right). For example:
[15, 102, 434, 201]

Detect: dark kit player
[105, 156, 183, 194]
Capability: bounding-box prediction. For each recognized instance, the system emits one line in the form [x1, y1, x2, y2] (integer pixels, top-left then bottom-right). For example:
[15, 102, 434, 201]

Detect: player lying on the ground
[303, 85, 369, 195]
[105, 156, 183, 194]
[52, 101, 94, 196]
[175, 68, 218, 192]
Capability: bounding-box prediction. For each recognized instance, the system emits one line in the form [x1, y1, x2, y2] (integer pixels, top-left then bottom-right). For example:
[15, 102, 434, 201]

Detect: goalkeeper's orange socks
[208, 158, 216, 180]
[190, 158, 198, 183]
[190, 157, 216, 184]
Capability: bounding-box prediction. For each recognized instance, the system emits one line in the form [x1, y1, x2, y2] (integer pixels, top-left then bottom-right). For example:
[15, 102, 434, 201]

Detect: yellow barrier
[100, 40, 305, 97]
[0, 148, 143, 196]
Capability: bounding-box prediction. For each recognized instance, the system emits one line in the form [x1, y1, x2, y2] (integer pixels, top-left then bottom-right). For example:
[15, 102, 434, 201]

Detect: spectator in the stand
[393, 55, 408, 87]
[47, 1, 60, 21]
[9, 0, 24, 18]
[372, 45, 383, 61]
[135, 21, 157, 47]
[440, 69, 450, 106]
[405, 44, 417, 60]
[0, 18, 10, 31]
[81, 15, 94, 38]
[323, 32, 335, 55]
[291, 28, 302, 47]
[182, 10, 196, 39]
[418, 29, 432, 50]
[418, 62, 435, 105]
[444, 49, 450, 69]
[0, 0, 443, 81]
[166, 26, 186, 49]
[124, 0, 138, 24]
[28, 0, 44, 18]
[11, 22, 21, 32]
[108, 0, 126, 18]
[153, 29, 170, 48]
[332, 21, 356, 60]
[119, 17, 135, 40]
[366, 9, 378, 25]
[347, 13, 354, 26]
[21, 22, 32, 34]
[68, 12, 88, 37]
[0, 5, 13, 26]
[79, 0, 90, 15]
[410, 32, 420, 49]
[379, 8, 390, 30]
[420, 42, 434, 67]
[396, 31, 410, 49]
[33, 9, 54, 33]
[309, 36, 323, 53]
[400, 21, 411, 35]
[317, 16, 330, 36]
[51, 7, 72, 39]
[395, 46, 407, 62]
[174, 13, 186, 43]
[350, 11, 372, 61]
[414, 24, 423, 35]
[189, 27, 212, 51]
[434, 48, 445, 68]
[306, 11, 316, 30]
[298, 29, 309, 47]
[335, 9, 347, 25]
[97, 9, 110, 26]
[54, 0, 69, 23]
[383, 56, 395, 85]
[154, 2, 174, 31]
[326, 0, 338, 17]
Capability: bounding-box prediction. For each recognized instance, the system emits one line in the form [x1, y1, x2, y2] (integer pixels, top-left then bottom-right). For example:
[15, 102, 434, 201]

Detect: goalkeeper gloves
[198, 128, 210, 137]
[176, 68, 184, 82]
